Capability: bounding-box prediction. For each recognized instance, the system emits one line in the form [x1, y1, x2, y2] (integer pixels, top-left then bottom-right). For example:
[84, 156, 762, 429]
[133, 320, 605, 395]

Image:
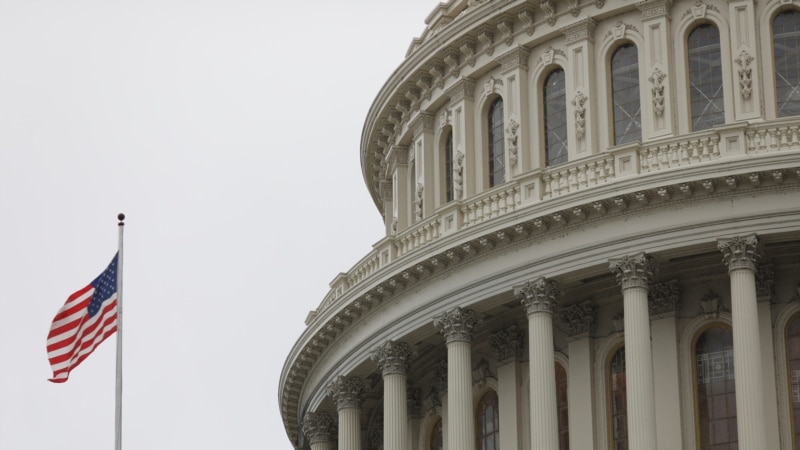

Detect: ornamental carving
[541, 0, 556, 26]
[559, 300, 596, 336]
[680, 1, 719, 20]
[756, 263, 775, 300]
[483, 77, 503, 96]
[367, 410, 383, 449]
[649, 67, 667, 117]
[718, 234, 760, 272]
[517, 277, 561, 315]
[735, 49, 754, 100]
[568, 0, 581, 16]
[497, 46, 530, 73]
[453, 150, 465, 199]
[302, 411, 335, 445]
[433, 307, 483, 343]
[415, 183, 424, 221]
[407, 387, 422, 418]
[433, 359, 448, 393]
[606, 21, 638, 40]
[519, 11, 535, 35]
[540, 47, 565, 66]
[609, 252, 656, 290]
[572, 90, 588, 139]
[506, 118, 520, 166]
[562, 18, 596, 45]
[326, 376, 365, 411]
[637, 0, 673, 19]
[370, 340, 416, 376]
[472, 358, 494, 387]
[649, 279, 681, 316]
[491, 325, 525, 361]
[700, 289, 722, 318]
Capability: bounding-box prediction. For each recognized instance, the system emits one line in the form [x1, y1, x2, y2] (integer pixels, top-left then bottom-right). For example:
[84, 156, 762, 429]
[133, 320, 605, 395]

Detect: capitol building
[279, 0, 800, 449]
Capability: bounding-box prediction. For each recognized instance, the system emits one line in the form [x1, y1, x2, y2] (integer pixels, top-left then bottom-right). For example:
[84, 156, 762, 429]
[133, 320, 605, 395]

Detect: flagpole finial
[118, 213, 125, 225]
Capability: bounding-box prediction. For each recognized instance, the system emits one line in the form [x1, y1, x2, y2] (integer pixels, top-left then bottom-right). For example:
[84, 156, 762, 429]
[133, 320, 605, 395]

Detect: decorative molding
[559, 300, 596, 337]
[367, 409, 383, 449]
[414, 183, 424, 221]
[648, 279, 681, 316]
[539, 47, 566, 66]
[568, 0, 581, 16]
[735, 49, 755, 101]
[680, 1, 719, 20]
[497, 46, 530, 73]
[519, 10, 535, 35]
[472, 358, 495, 387]
[718, 234, 760, 272]
[572, 90, 588, 139]
[370, 340, 416, 376]
[497, 16, 514, 45]
[409, 112, 434, 137]
[611, 313, 624, 335]
[649, 67, 667, 117]
[700, 289, 722, 318]
[433, 359, 448, 393]
[517, 277, 561, 315]
[439, 109, 451, 129]
[637, 0, 673, 19]
[460, 39, 477, 67]
[609, 252, 656, 291]
[444, 50, 461, 78]
[407, 386, 422, 418]
[302, 411, 335, 445]
[483, 77, 503, 97]
[562, 18, 596, 45]
[606, 21, 638, 40]
[326, 376, 365, 411]
[491, 324, 525, 361]
[446, 77, 476, 104]
[756, 263, 775, 300]
[433, 307, 483, 344]
[428, 59, 446, 89]
[477, 26, 494, 55]
[506, 117, 520, 166]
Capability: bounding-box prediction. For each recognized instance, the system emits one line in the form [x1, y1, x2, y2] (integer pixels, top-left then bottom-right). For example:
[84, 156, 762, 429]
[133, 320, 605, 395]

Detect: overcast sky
[0, 1, 437, 448]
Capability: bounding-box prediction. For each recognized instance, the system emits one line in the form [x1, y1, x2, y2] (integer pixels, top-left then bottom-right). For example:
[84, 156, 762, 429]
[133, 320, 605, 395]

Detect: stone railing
[746, 121, 800, 154]
[542, 155, 616, 199]
[460, 184, 521, 228]
[316, 120, 800, 317]
[639, 132, 721, 173]
[394, 215, 444, 258]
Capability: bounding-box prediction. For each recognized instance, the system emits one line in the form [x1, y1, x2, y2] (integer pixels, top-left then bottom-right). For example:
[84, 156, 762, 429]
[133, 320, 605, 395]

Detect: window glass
[445, 132, 454, 203]
[695, 326, 737, 450]
[774, 10, 800, 117]
[556, 363, 569, 450]
[688, 24, 725, 131]
[476, 390, 499, 450]
[609, 347, 627, 450]
[488, 98, 505, 187]
[611, 44, 642, 145]
[544, 69, 569, 166]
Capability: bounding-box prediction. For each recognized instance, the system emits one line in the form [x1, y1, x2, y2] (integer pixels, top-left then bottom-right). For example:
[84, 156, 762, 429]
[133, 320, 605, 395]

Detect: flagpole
[115, 213, 125, 450]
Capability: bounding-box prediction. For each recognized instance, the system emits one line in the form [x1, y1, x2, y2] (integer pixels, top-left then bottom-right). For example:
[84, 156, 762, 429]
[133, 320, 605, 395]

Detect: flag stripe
[46, 253, 119, 383]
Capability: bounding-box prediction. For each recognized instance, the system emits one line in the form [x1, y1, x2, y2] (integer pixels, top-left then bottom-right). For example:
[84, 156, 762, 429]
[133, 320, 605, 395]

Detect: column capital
[517, 277, 561, 315]
[370, 340, 416, 376]
[326, 376, 365, 411]
[559, 300, 596, 337]
[718, 234, 760, 272]
[491, 324, 525, 361]
[302, 411, 336, 445]
[648, 279, 681, 316]
[610, 252, 656, 290]
[433, 307, 483, 344]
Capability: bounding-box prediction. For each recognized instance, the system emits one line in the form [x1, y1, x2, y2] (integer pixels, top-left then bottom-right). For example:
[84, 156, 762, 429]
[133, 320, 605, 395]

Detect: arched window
[556, 363, 569, 450]
[488, 98, 505, 187]
[543, 69, 568, 166]
[786, 315, 800, 447]
[429, 417, 443, 450]
[688, 24, 724, 130]
[611, 44, 642, 145]
[774, 10, 800, 117]
[695, 325, 736, 449]
[476, 390, 499, 450]
[609, 347, 627, 450]
[444, 131, 454, 203]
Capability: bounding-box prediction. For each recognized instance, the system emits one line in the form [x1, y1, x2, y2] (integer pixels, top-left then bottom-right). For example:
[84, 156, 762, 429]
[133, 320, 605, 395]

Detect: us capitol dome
[279, 0, 800, 449]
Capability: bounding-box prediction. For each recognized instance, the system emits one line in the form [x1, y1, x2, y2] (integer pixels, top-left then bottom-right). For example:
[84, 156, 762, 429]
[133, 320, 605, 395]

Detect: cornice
[281, 154, 800, 443]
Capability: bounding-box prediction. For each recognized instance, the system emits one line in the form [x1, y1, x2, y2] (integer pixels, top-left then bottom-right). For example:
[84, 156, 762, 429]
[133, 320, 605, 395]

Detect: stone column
[434, 307, 483, 450]
[649, 280, 683, 450]
[637, 0, 676, 139]
[560, 18, 597, 158]
[494, 46, 531, 176]
[370, 340, 416, 450]
[517, 277, 560, 450]
[609, 253, 657, 450]
[409, 112, 436, 217]
[718, 235, 767, 450]
[444, 78, 476, 196]
[302, 411, 336, 450]
[491, 325, 526, 450]
[560, 300, 597, 450]
[387, 145, 410, 233]
[326, 376, 365, 450]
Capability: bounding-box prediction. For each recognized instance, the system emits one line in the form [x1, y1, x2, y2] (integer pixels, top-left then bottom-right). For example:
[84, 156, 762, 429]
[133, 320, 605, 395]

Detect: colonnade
[302, 234, 766, 450]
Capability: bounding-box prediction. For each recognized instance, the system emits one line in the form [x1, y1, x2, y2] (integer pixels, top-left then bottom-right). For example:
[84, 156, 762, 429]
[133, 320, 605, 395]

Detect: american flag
[47, 253, 119, 383]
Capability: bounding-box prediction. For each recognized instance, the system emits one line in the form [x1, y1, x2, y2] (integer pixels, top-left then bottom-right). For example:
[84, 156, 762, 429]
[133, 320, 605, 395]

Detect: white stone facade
[280, 0, 800, 449]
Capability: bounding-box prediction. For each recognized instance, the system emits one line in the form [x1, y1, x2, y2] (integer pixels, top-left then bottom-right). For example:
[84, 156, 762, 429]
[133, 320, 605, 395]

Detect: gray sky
[0, 1, 436, 448]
